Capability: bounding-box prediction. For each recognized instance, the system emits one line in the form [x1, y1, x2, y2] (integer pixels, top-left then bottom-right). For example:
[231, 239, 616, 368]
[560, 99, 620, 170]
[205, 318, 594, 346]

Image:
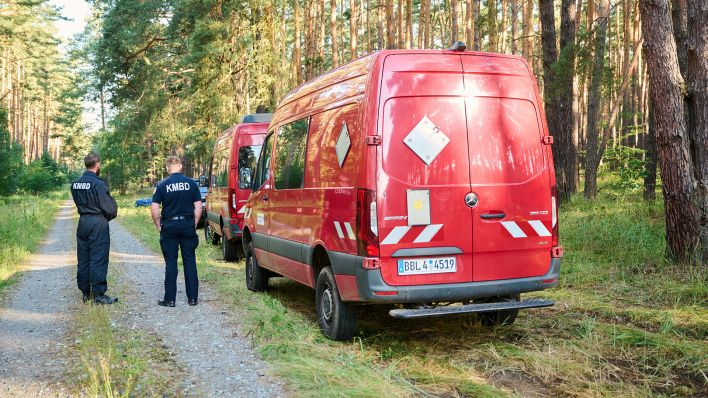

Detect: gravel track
[0, 201, 76, 397]
[109, 219, 284, 397]
[0, 202, 284, 397]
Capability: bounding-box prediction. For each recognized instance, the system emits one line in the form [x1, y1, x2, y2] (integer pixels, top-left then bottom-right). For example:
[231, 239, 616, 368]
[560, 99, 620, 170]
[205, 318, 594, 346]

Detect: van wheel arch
[310, 245, 330, 285]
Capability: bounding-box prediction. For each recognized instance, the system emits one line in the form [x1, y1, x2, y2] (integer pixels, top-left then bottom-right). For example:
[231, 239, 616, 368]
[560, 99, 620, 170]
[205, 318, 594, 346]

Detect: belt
[167, 216, 193, 221]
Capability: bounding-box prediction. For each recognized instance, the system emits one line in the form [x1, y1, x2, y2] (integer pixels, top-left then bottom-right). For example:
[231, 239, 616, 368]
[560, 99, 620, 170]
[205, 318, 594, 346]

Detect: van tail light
[551, 185, 559, 247]
[356, 189, 380, 257]
[228, 188, 237, 218]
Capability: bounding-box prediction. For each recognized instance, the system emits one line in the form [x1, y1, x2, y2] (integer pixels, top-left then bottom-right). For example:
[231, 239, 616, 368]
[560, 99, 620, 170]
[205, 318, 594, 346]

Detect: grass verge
[66, 275, 188, 397]
[116, 185, 707, 397]
[0, 192, 66, 293]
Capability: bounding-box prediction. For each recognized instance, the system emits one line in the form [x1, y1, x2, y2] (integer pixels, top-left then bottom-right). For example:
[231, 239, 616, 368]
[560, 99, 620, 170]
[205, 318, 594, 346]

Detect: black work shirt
[70, 171, 118, 220]
[152, 173, 201, 219]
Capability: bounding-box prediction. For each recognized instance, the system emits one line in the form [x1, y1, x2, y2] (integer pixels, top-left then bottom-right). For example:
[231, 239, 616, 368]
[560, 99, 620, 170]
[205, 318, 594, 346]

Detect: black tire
[204, 222, 220, 246]
[221, 229, 239, 262]
[245, 242, 269, 292]
[477, 294, 521, 326]
[315, 267, 356, 341]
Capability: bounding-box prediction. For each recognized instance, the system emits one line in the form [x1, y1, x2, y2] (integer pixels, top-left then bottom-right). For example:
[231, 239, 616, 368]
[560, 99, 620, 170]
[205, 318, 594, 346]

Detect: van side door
[249, 132, 276, 270]
[267, 117, 310, 284]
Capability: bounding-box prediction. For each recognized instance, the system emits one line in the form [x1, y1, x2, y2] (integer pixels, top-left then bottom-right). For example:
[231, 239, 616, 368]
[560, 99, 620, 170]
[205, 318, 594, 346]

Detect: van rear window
[238, 145, 261, 189]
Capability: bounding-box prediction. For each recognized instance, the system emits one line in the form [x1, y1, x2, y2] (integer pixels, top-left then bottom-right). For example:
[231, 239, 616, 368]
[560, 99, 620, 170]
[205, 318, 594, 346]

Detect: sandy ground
[0, 201, 284, 397]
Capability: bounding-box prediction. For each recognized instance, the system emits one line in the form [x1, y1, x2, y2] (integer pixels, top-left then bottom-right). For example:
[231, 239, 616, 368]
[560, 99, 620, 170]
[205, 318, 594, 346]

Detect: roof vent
[241, 113, 273, 123]
[449, 41, 467, 52]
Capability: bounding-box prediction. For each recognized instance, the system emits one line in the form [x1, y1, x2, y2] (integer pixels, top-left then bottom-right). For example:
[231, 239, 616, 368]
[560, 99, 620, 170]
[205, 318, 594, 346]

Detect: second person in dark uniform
[150, 156, 202, 307]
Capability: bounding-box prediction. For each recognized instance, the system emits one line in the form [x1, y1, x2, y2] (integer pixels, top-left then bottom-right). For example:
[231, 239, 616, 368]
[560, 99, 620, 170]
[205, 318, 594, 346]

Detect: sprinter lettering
[72, 182, 91, 190]
[166, 182, 190, 193]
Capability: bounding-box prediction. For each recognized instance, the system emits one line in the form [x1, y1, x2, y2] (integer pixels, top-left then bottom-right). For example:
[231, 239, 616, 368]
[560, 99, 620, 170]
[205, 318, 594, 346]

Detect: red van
[205, 114, 271, 261]
[243, 48, 562, 340]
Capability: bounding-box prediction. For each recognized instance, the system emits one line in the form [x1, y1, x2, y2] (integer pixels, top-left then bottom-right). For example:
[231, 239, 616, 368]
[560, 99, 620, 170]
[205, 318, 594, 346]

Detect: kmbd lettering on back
[166, 182, 191, 193]
[72, 183, 91, 190]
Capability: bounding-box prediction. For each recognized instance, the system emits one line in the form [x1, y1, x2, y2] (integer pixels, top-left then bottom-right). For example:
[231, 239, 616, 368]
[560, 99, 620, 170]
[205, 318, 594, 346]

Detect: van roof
[278, 49, 531, 112]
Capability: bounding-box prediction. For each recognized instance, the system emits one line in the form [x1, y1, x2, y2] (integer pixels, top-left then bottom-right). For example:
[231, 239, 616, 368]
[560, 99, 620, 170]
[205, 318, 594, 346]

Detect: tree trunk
[640, 0, 701, 260]
[406, 0, 413, 48]
[510, 0, 519, 54]
[377, 2, 384, 49]
[423, 0, 431, 48]
[294, 0, 303, 83]
[622, 0, 632, 139]
[522, 0, 534, 66]
[554, 0, 578, 203]
[488, 0, 498, 51]
[500, 0, 508, 52]
[686, 0, 708, 260]
[583, 0, 609, 199]
[386, 0, 395, 48]
[671, 0, 688, 78]
[398, 0, 404, 48]
[350, 0, 357, 58]
[474, 0, 481, 50]
[451, 0, 460, 44]
[644, 89, 657, 201]
[331, 0, 339, 67]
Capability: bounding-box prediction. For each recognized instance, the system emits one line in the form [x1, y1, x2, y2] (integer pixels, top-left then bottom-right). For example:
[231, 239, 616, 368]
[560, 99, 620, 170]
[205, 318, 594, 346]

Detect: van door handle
[480, 212, 505, 219]
[262, 194, 269, 202]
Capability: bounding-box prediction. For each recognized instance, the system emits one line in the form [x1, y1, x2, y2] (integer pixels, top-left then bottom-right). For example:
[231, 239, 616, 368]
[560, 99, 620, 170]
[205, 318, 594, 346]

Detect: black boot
[94, 294, 118, 305]
[188, 298, 198, 306]
[82, 292, 91, 303]
[158, 299, 176, 307]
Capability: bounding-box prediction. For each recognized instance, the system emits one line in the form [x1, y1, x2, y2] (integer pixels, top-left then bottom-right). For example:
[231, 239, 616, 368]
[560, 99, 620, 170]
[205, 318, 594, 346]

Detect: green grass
[67, 301, 187, 397]
[116, 182, 708, 397]
[0, 192, 66, 293]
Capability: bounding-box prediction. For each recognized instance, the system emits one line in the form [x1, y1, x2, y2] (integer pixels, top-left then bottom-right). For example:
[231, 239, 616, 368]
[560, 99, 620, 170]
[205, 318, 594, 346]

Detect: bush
[18, 152, 70, 195]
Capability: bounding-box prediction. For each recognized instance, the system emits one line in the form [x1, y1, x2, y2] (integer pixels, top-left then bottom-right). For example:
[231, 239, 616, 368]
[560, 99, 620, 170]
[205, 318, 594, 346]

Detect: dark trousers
[76, 215, 110, 295]
[159, 219, 199, 301]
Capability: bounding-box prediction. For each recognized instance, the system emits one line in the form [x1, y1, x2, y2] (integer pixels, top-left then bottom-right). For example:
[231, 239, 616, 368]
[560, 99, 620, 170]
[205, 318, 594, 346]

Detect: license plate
[397, 257, 457, 275]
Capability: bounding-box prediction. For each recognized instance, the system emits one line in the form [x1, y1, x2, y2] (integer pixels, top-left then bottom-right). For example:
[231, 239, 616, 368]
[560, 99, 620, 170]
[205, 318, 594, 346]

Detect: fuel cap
[464, 192, 479, 208]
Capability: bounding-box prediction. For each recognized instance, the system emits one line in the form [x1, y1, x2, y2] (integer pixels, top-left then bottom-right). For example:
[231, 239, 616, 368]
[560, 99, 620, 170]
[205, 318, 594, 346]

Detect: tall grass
[69, 289, 187, 397]
[0, 192, 65, 292]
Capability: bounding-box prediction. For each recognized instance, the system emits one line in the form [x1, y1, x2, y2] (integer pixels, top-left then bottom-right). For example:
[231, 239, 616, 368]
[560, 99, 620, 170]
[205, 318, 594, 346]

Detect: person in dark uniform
[150, 156, 202, 307]
[70, 152, 119, 305]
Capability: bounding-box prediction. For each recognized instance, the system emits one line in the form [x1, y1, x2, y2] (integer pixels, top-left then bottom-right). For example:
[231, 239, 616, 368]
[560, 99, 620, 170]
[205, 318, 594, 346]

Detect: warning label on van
[397, 257, 457, 275]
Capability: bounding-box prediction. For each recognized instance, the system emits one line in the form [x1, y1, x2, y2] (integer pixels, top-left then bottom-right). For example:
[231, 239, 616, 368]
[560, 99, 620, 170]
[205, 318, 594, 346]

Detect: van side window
[238, 145, 262, 189]
[274, 118, 309, 190]
[253, 133, 274, 189]
[217, 145, 229, 187]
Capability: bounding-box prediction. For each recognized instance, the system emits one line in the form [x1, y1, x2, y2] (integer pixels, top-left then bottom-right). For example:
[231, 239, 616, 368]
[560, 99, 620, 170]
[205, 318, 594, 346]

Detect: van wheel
[204, 223, 220, 246]
[245, 242, 268, 292]
[316, 267, 356, 341]
[221, 230, 239, 262]
[477, 294, 521, 326]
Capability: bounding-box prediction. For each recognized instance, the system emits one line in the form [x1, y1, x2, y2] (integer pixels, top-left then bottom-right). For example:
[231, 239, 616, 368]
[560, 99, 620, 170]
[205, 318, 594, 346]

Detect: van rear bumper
[349, 258, 561, 303]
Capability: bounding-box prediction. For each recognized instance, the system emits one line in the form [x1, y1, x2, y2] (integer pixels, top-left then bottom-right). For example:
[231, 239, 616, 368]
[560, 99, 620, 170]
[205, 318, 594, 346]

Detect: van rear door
[376, 53, 474, 287]
[462, 55, 553, 281]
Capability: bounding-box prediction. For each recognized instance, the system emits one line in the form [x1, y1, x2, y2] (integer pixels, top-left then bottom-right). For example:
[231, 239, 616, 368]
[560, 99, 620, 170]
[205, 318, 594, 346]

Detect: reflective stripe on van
[380, 224, 444, 245]
[501, 220, 552, 238]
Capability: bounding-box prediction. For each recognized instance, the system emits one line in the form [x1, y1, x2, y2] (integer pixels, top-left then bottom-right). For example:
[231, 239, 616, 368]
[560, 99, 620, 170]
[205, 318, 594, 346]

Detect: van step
[388, 298, 554, 319]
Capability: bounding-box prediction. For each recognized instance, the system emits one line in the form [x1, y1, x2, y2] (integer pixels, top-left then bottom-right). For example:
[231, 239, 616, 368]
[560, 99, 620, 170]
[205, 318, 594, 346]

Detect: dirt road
[0, 202, 284, 397]
[0, 201, 76, 397]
